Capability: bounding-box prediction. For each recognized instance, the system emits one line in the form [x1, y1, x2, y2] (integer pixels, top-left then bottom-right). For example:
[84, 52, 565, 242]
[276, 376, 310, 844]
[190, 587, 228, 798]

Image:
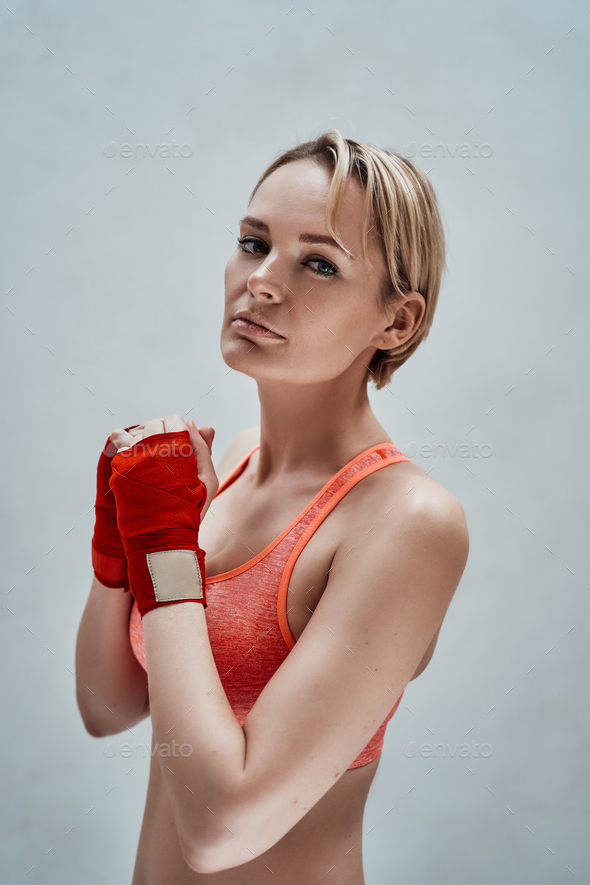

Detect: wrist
[127, 545, 207, 618]
[91, 542, 126, 589]
[110, 429, 208, 617]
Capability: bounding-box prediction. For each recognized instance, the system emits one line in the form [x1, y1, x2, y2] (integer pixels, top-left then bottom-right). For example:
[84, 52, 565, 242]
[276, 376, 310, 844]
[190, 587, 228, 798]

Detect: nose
[247, 258, 286, 304]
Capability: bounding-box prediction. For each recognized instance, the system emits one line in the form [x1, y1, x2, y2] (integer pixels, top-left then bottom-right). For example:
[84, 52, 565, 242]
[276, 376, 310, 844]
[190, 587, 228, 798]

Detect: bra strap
[277, 446, 410, 649]
[215, 444, 260, 497]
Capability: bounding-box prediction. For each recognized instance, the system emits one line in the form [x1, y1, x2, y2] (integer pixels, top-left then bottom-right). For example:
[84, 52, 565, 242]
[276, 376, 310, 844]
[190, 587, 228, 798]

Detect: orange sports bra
[129, 441, 410, 769]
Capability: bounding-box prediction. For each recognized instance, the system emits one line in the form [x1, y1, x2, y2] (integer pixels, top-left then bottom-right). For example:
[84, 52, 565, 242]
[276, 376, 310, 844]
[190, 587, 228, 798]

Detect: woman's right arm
[75, 423, 260, 739]
[75, 576, 149, 738]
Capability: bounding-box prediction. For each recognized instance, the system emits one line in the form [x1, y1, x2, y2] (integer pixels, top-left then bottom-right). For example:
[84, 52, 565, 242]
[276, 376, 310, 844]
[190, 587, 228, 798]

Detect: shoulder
[339, 458, 469, 572]
[214, 426, 260, 486]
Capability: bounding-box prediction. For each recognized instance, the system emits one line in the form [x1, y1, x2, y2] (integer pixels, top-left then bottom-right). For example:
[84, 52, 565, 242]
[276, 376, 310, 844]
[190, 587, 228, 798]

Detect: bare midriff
[132, 750, 380, 884]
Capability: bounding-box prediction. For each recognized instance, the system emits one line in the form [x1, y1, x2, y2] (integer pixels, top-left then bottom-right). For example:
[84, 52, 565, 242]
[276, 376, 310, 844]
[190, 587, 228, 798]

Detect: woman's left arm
[137, 431, 469, 874]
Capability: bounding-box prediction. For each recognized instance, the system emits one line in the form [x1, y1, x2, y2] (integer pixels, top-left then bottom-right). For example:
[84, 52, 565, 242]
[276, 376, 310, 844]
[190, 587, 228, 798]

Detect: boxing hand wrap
[109, 429, 207, 618]
[91, 424, 141, 590]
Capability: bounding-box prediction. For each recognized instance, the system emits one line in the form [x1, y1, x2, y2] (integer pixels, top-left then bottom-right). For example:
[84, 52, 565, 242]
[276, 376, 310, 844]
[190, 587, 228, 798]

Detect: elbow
[180, 823, 256, 875]
[76, 690, 105, 738]
[76, 685, 149, 738]
[183, 851, 220, 876]
[76, 691, 116, 738]
[78, 707, 109, 738]
[86, 722, 107, 739]
[178, 784, 272, 873]
[78, 707, 145, 739]
[183, 849, 247, 876]
[76, 699, 99, 738]
[181, 841, 230, 876]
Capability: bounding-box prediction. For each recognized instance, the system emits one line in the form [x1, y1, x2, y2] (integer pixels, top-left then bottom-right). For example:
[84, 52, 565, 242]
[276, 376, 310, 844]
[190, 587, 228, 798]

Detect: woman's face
[221, 159, 396, 386]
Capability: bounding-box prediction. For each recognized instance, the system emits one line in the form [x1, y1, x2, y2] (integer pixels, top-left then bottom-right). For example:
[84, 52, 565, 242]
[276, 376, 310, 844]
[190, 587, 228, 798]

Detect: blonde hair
[249, 130, 446, 389]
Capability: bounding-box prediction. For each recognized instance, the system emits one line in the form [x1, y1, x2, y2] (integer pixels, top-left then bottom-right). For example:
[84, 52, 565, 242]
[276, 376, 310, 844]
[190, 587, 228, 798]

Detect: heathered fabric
[129, 442, 409, 769]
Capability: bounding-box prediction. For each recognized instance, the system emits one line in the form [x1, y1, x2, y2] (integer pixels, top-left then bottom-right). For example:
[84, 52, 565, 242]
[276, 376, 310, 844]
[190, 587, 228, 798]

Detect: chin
[220, 330, 355, 386]
[222, 348, 343, 387]
[221, 339, 273, 380]
[220, 336, 261, 375]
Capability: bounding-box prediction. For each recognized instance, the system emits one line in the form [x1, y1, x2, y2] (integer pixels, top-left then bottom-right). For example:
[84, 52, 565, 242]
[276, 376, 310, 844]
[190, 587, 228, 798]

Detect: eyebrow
[238, 215, 354, 259]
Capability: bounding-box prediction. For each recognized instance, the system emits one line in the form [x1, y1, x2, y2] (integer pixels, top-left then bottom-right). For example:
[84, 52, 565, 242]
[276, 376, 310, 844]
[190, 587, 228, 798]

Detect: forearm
[75, 576, 149, 737]
[108, 420, 250, 870]
[142, 602, 249, 868]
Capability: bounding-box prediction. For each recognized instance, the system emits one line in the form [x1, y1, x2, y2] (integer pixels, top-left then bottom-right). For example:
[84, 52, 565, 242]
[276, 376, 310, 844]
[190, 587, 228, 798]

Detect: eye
[237, 236, 268, 255]
[307, 257, 339, 277]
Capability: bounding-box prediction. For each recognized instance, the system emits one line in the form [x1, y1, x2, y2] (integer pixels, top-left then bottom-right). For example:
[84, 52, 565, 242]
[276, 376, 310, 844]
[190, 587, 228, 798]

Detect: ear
[371, 292, 426, 350]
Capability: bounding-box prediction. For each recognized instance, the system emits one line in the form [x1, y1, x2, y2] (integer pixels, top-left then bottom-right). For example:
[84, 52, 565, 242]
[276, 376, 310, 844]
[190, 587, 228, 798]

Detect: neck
[254, 369, 391, 482]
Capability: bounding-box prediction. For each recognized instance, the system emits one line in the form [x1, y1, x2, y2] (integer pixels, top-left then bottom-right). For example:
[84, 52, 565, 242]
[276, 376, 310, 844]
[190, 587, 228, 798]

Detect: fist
[110, 415, 219, 515]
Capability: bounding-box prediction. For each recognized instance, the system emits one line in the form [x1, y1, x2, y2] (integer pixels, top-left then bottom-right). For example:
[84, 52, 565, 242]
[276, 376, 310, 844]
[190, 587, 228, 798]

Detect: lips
[232, 310, 285, 338]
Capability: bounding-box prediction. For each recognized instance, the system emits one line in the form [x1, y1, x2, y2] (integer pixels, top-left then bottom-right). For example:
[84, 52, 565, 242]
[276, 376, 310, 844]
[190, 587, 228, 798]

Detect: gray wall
[2, 1, 588, 882]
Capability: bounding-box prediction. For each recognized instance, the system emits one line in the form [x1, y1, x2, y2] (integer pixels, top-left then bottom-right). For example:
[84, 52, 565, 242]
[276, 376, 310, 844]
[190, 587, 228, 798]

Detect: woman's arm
[141, 474, 469, 875]
[75, 422, 260, 739]
[75, 576, 149, 737]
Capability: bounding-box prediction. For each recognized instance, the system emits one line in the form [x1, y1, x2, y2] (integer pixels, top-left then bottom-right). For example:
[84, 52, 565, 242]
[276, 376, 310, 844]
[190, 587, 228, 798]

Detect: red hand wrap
[91, 424, 141, 590]
[109, 429, 207, 618]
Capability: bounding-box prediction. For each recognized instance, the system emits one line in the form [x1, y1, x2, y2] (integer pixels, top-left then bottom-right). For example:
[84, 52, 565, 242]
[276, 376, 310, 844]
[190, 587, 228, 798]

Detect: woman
[76, 130, 469, 883]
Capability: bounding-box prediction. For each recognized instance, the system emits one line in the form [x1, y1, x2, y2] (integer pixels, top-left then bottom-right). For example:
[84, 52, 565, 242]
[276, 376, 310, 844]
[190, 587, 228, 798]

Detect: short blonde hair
[249, 130, 446, 389]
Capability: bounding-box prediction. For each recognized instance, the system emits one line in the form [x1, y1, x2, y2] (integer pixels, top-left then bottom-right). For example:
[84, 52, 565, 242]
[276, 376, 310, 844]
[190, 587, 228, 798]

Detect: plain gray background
[2, 1, 589, 882]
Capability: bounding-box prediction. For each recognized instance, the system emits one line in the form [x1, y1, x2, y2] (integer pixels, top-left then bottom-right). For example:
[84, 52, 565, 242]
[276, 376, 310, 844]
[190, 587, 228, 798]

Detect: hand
[110, 416, 218, 516]
[108, 415, 215, 617]
[91, 423, 141, 590]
